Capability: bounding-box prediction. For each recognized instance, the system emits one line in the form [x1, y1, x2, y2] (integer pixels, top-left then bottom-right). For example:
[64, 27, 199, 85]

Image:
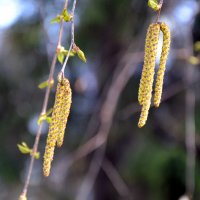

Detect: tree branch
[19, 0, 71, 198]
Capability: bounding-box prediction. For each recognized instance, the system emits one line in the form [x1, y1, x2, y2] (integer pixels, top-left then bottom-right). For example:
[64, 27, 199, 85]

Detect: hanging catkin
[154, 22, 171, 107]
[43, 74, 72, 177]
[138, 23, 160, 128]
[56, 76, 72, 147]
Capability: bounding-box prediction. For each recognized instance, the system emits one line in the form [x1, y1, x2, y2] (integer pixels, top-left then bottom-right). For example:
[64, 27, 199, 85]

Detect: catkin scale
[154, 23, 171, 107]
[138, 23, 160, 128]
[43, 75, 72, 177]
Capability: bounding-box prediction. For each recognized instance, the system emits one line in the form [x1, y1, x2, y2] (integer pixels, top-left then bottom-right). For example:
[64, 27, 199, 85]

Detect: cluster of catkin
[43, 73, 72, 177]
[138, 22, 170, 128]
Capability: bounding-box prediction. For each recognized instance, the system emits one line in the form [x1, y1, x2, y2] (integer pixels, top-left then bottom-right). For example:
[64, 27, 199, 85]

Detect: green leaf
[77, 49, 87, 62]
[51, 15, 62, 23]
[148, 0, 160, 11]
[63, 49, 75, 57]
[46, 117, 52, 124]
[58, 52, 64, 64]
[17, 143, 31, 154]
[62, 9, 73, 22]
[37, 114, 46, 125]
[30, 151, 40, 159]
[38, 79, 54, 89]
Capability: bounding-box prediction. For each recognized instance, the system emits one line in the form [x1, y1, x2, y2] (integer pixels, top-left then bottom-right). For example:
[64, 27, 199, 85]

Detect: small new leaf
[51, 15, 62, 23]
[62, 9, 73, 22]
[30, 150, 40, 159]
[148, 0, 160, 11]
[38, 79, 54, 89]
[63, 49, 75, 57]
[46, 117, 52, 124]
[77, 49, 87, 63]
[58, 52, 65, 64]
[18, 142, 40, 159]
[18, 143, 31, 154]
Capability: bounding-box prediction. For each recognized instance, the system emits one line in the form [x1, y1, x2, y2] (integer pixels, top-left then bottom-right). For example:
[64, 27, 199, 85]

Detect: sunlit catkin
[43, 74, 71, 176]
[138, 23, 160, 128]
[56, 77, 72, 147]
[154, 22, 171, 107]
[138, 23, 160, 105]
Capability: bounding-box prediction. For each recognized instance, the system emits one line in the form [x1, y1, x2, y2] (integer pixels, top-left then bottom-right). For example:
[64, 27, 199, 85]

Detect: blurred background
[0, 0, 200, 199]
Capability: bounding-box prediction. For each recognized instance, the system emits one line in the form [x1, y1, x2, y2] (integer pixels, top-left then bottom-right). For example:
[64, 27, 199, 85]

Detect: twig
[61, 0, 77, 74]
[102, 158, 132, 199]
[19, 0, 69, 198]
[156, 0, 163, 23]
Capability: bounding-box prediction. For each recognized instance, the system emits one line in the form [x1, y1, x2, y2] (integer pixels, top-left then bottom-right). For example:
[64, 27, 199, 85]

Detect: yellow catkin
[43, 76, 66, 177]
[138, 23, 160, 105]
[138, 23, 160, 128]
[154, 22, 171, 107]
[56, 77, 72, 147]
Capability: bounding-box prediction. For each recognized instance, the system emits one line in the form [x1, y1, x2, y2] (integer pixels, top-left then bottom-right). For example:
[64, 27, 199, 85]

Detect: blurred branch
[19, 0, 70, 198]
[102, 158, 132, 199]
[75, 47, 138, 200]
[185, 64, 196, 198]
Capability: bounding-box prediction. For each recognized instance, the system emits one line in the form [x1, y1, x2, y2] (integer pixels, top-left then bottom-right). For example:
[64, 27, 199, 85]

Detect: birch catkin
[43, 74, 72, 177]
[138, 23, 160, 128]
[154, 22, 171, 107]
[56, 77, 72, 147]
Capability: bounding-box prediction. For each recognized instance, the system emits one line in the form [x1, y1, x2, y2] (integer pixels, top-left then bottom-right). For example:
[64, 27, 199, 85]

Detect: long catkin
[56, 77, 72, 147]
[138, 23, 160, 128]
[154, 22, 171, 107]
[43, 75, 72, 176]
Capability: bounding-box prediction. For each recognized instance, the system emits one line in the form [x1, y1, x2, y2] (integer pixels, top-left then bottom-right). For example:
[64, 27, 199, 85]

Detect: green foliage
[51, 15, 62, 23]
[37, 108, 53, 125]
[77, 49, 87, 62]
[38, 79, 54, 89]
[17, 142, 40, 159]
[62, 9, 73, 22]
[148, 0, 161, 11]
[122, 141, 186, 200]
[57, 45, 75, 64]
[51, 9, 72, 24]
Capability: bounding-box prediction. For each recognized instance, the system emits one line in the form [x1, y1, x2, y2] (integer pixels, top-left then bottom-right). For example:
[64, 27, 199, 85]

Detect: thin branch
[61, 0, 77, 74]
[155, 0, 163, 23]
[102, 158, 132, 199]
[19, 0, 69, 198]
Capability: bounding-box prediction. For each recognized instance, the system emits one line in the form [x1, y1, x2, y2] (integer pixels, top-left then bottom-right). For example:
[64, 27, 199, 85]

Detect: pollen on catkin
[56, 77, 72, 147]
[138, 23, 160, 106]
[154, 22, 171, 107]
[43, 74, 72, 177]
[138, 23, 160, 128]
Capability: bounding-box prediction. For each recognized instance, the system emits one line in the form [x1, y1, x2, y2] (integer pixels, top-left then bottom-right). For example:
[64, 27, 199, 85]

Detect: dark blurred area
[0, 0, 200, 200]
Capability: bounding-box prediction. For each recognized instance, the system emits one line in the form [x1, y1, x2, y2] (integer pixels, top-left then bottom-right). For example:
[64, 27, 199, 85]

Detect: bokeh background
[0, 0, 200, 199]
